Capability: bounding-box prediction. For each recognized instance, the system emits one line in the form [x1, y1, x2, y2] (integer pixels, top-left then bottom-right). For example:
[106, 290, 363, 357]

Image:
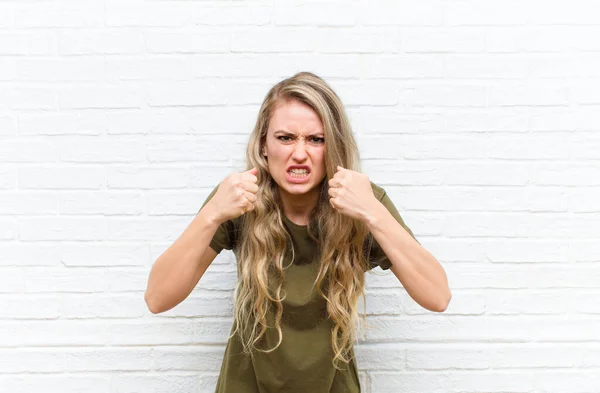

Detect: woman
[144, 72, 451, 393]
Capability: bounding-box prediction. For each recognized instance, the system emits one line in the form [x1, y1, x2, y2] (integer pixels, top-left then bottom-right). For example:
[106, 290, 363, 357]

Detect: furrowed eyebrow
[273, 130, 324, 138]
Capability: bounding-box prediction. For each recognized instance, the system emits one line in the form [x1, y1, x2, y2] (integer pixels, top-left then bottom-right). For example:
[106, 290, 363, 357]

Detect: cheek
[312, 148, 326, 170]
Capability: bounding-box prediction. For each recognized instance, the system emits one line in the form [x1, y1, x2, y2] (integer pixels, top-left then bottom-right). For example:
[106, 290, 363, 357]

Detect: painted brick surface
[1, 0, 599, 392]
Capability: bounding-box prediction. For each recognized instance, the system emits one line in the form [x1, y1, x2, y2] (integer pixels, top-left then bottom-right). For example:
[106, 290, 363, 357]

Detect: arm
[365, 201, 451, 312]
[144, 206, 221, 314]
[144, 167, 259, 314]
[328, 166, 451, 313]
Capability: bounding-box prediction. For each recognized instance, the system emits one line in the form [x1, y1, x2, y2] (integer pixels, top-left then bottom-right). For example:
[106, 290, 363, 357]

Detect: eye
[277, 135, 293, 142]
[310, 136, 325, 144]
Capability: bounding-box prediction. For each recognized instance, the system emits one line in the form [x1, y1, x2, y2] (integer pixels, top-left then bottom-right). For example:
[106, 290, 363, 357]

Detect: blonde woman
[144, 72, 451, 393]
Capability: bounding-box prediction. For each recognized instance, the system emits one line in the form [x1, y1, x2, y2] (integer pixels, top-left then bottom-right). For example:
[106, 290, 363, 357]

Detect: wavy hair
[232, 71, 370, 368]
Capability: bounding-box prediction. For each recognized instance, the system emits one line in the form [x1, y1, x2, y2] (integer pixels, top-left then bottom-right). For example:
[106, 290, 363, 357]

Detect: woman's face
[262, 99, 327, 198]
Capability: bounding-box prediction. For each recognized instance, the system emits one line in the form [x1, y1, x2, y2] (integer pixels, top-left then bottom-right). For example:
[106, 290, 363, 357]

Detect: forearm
[144, 205, 221, 313]
[365, 201, 451, 312]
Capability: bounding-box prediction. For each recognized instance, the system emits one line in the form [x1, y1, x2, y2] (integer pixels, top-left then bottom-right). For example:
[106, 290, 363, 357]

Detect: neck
[279, 186, 321, 226]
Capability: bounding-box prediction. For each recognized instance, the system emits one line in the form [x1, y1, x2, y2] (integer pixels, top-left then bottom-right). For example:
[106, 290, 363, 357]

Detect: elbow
[434, 290, 452, 313]
[144, 290, 164, 314]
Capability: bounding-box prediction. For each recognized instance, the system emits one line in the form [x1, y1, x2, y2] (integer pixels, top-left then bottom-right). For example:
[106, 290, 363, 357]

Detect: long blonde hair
[233, 71, 370, 368]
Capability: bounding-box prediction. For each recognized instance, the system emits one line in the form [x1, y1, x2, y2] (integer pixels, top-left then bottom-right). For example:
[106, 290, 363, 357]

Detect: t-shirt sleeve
[367, 189, 419, 271]
[198, 185, 236, 254]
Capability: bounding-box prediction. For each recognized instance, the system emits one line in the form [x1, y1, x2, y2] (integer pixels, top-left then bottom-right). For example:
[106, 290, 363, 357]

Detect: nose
[291, 139, 308, 161]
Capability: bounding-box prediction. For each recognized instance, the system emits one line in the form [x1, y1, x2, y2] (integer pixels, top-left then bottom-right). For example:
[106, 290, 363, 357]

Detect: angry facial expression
[262, 99, 327, 199]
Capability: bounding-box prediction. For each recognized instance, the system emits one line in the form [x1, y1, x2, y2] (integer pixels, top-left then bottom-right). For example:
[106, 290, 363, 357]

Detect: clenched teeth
[289, 169, 308, 174]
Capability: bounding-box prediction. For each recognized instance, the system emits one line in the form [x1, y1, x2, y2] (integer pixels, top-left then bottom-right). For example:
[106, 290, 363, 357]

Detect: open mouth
[286, 166, 311, 183]
[288, 168, 310, 178]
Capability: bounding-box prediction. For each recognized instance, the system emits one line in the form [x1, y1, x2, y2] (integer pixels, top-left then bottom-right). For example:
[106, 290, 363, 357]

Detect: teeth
[289, 168, 308, 176]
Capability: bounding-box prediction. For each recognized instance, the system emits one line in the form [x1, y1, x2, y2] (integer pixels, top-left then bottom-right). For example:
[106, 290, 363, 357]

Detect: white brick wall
[1, 0, 599, 392]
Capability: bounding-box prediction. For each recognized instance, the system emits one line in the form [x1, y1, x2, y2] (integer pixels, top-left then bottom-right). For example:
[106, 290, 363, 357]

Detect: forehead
[268, 99, 323, 134]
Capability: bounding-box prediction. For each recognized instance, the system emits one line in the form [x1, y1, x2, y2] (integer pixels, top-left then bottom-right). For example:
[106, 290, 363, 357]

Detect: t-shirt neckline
[282, 214, 308, 230]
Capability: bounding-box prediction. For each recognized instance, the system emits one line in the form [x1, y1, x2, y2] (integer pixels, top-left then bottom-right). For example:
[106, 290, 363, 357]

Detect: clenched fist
[328, 166, 378, 222]
[208, 167, 259, 224]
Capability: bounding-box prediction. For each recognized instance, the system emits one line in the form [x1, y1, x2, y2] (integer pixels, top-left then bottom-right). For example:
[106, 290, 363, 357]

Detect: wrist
[362, 198, 387, 230]
[198, 202, 224, 227]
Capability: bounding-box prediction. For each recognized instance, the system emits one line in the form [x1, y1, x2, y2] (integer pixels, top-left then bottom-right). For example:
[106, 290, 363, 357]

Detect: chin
[273, 178, 315, 195]
[282, 183, 312, 195]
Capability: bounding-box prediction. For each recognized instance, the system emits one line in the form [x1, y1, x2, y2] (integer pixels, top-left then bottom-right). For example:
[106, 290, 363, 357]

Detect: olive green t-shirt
[200, 182, 417, 393]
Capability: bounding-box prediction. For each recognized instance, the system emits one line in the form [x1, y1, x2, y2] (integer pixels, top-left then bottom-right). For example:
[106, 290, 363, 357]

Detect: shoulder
[370, 181, 386, 201]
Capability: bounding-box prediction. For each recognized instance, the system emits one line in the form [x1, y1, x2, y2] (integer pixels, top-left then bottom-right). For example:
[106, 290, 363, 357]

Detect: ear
[262, 146, 268, 157]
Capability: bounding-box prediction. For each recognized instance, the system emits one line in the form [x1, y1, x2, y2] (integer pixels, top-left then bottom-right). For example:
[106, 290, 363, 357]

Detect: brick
[487, 82, 569, 106]
[402, 27, 485, 53]
[0, 375, 109, 393]
[570, 240, 600, 263]
[59, 30, 144, 55]
[0, 320, 108, 347]
[57, 135, 147, 163]
[355, 343, 405, 370]
[13, 2, 103, 28]
[534, 162, 600, 186]
[445, 264, 600, 289]
[366, 316, 600, 342]
[19, 217, 107, 241]
[0, 117, 17, 136]
[332, 80, 399, 106]
[398, 84, 486, 107]
[0, 32, 56, 55]
[0, 268, 24, 293]
[363, 160, 529, 187]
[153, 346, 225, 371]
[232, 28, 316, 53]
[19, 112, 106, 136]
[19, 166, 105, 189]
[105, 1, 193, 27]
[146, 135, 245, 163]
[193, 5, 271, 26]
[385, 185, 569, 213]
[105, 107, 257, 135]
[485, 290, 569, 315]
[0, 243, 61, 267]
[364, 290, 402, 315]
[315, 28, 400, 53]
[528, 1, 600, 24]
[110, 374, 197, 393]
[444, 1, 528, 26]
[362, 54, 445, 79]
[146, 31, 229, 54]
[361, 1, 443, 26]
[145, 81, 229, 107]
[105, 57, 191, 81]
[0, 192, 58, 215]
[569, 291, 600, 315]
[16, 58, 105, 82]
[58, 191, 145, 216]
[0, 88, 56, 110]
[0, 138, 60, 163]
[0, 57, 17, 81]
[274, 2, 357, 26]
[59, 294, 146, 318]
[57, 85, 141, 109]
[107, 166, 192, 189]
[0, 294, 60, 319]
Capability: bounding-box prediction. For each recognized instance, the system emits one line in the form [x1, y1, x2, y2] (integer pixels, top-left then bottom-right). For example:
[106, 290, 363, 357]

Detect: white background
[1, 0, 600, 392]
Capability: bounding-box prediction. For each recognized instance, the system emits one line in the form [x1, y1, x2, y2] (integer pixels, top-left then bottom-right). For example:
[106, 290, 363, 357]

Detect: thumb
[247, 167, 259, 175]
